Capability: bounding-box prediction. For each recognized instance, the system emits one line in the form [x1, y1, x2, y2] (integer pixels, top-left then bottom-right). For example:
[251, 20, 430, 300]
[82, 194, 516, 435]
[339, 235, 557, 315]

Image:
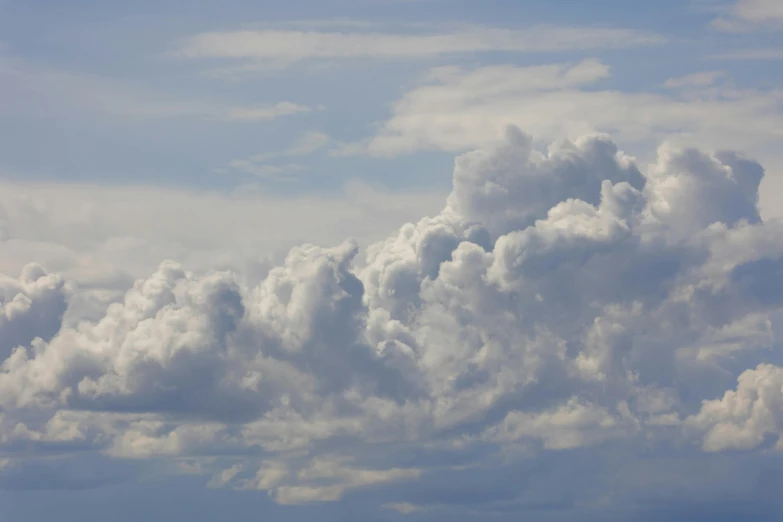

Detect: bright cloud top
[2, 129, 782, 514]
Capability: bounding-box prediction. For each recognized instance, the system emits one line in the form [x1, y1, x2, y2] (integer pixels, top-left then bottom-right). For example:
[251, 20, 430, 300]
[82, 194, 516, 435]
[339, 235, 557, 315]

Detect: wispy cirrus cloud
[0, 52, 314, 122]
[250, 131, 331, 161]
[663, 70, 726, 88]
[169, 24, 666, 73]
[352, 58, 783, 155]
[222, 131, 331, 180]
[709, 0, 783, 31]
[221, 102, 316, 122]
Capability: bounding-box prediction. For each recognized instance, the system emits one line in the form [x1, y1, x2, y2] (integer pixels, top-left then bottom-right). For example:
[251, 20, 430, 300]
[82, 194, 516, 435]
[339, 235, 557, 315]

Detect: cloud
[348, 59, 783, 219]
[220, 102, 315, 122]
[224, 131, 331, 180]
[0, 263, 67, 360]
[251, 131, 332, 161]
[0, 52, 312, 122]
[382, 501, 421, 514]
[237, 455, 421, 504]
[170, 24, 665, 71]
[357, 58, 783, 157]
[0, 180, 445, 308]
[710, 0, 783, 31]
[664, 71, 726, 88]
[689, 363, 783, 451]
[1, 129, 783, 518]
[224, 161, 305, 180]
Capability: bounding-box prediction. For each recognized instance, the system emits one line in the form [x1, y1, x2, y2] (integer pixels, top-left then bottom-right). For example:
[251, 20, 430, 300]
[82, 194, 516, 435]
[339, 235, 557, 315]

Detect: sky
[1, 0, 783, 520]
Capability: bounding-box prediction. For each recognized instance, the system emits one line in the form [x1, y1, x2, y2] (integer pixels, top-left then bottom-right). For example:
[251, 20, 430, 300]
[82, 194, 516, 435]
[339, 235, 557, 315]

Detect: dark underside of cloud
[1, 127, 783, 520]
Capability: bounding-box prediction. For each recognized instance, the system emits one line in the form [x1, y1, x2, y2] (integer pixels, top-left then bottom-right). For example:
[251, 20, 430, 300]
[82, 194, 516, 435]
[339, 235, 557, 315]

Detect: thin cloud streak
[170, 24, 666, 69]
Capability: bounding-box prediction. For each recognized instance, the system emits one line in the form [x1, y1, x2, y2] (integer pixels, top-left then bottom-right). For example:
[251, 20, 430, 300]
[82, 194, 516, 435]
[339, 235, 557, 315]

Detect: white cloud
[0, 53, 312, 122]
[358, 59, 783, 157]
[0, 180, 445, 300]
[207, 463, 244, 488]
[711, 0, 783, 30]
[664, 71, 726, 88]
[381, 502, 421, 514]
[1, 129, 783, 515]
[689, 363, 783, 451]
[224, 161, 305, 180]
[350, 59, 783, 219]
[482, 399, 630, 450]
[240, 456, 421, 504]
[0, 264, 66, 360]
[171, 25, 665, 70]
[225, 131, 331, 180]
[221, 102, 315, 122]
[251, 131, 332, 161]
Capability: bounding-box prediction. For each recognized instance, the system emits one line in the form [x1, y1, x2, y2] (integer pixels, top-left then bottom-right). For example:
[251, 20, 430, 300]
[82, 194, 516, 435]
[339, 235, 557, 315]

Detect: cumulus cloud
[350, 58, 783, 219]
[1, 128, 782, 517]
[0, 263, 66, 360]
[689, 363, 783, 451]
[0, 180, 443, 290]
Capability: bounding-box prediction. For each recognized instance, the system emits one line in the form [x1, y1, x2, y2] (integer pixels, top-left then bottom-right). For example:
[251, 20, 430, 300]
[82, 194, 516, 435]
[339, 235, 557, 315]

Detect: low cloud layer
[2, 129, 782, 518]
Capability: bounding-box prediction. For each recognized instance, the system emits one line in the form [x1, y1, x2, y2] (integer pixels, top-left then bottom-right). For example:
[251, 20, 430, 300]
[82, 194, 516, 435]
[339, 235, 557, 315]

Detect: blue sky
[1, 0, 781, 195]
[1, 1, 783, 521]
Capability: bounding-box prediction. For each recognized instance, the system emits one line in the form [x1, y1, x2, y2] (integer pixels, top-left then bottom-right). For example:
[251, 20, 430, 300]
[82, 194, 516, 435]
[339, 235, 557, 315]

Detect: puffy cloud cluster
[356, 59, 783, 224]
[1, 128, 782, 514]
[689, 363, 783, 452]
[0, 263, 66, 360]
